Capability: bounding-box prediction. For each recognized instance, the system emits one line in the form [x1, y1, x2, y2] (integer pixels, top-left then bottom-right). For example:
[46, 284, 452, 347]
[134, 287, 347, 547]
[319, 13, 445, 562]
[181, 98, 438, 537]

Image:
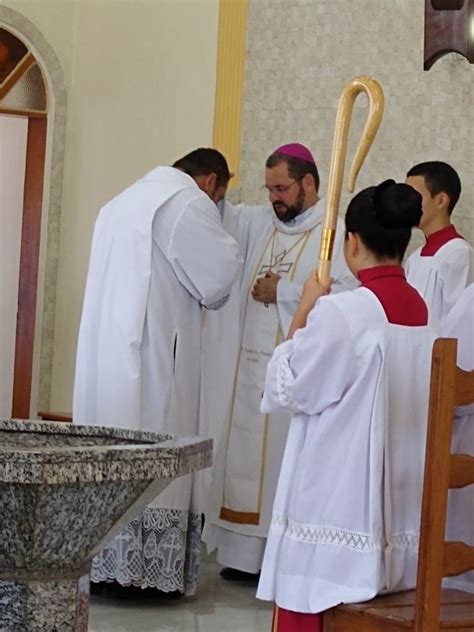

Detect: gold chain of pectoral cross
[258, 229, 310, 276]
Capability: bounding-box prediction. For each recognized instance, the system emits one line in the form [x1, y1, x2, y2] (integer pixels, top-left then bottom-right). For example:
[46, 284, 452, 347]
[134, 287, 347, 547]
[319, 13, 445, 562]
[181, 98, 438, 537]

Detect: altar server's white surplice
[406, 236, 473, 328]
[257, 288, 436, 613]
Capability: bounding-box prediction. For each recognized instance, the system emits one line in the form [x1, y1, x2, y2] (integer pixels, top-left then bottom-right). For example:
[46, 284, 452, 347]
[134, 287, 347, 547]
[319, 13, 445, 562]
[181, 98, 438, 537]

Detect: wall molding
[213, 0, 248, 187]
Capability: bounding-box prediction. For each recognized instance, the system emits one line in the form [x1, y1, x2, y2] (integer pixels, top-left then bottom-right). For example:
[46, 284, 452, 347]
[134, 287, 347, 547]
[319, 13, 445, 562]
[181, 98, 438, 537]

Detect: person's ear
[346, 231, 359, 257]
[205, 172, 217, 194]
[302, 173, 314, 191]
[435, 191, 449, 212]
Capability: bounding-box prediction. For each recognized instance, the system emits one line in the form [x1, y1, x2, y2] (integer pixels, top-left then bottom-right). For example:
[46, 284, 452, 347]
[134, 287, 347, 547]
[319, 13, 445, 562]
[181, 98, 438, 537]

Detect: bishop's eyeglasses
[263, 177, 304, 195]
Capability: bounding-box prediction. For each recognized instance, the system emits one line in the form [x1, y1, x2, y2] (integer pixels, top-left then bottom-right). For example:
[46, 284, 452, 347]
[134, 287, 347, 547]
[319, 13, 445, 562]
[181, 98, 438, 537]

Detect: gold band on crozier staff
[319, 228, 336, 261]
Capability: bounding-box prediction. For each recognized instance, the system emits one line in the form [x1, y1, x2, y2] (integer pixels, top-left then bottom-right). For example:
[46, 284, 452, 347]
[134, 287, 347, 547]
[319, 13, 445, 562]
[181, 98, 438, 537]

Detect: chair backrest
[37, 410, 72, 422]
[414, 337, 474, 632]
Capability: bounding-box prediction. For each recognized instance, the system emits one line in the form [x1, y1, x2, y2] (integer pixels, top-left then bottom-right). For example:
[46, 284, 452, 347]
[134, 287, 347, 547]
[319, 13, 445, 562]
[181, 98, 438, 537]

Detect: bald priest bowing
[202, 143, 357, 578]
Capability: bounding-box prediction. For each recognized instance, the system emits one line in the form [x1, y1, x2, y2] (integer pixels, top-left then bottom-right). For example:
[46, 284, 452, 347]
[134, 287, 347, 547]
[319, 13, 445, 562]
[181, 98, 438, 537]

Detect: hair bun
[373, 179, 422, 230]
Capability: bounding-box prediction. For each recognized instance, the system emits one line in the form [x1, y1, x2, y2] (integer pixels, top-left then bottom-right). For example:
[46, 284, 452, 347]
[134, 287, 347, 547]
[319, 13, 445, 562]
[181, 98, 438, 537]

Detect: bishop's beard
[272, 185, 306, 223]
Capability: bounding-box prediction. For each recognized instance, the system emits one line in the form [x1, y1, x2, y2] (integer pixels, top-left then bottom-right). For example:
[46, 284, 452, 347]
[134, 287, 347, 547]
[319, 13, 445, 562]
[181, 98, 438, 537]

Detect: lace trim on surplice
[91, 507, 201, 595]
[271, 513, 418, 552]
[276, 352, 303, 411]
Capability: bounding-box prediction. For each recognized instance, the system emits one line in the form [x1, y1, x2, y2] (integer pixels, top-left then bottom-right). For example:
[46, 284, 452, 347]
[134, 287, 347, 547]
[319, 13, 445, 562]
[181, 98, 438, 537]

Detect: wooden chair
[37, 410, 72, 422]
[323, 338, 474, 632]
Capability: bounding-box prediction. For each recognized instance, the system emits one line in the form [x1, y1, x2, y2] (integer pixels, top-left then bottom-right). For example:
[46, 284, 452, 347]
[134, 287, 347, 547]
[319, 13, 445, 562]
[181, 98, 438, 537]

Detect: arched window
[0, 27, 47, 115]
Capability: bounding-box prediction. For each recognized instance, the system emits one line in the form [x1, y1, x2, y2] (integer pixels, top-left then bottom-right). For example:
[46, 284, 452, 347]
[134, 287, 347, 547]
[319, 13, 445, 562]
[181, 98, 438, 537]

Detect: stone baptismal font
[0, 419, 212, 631]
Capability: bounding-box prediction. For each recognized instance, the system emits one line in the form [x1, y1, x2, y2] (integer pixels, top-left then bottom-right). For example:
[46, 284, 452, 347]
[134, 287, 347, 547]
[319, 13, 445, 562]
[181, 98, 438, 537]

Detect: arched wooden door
[0, 27, 47, 419]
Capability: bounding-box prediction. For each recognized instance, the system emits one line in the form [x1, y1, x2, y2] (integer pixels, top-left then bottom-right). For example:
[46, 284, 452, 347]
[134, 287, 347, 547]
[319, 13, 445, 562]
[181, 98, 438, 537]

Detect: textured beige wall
[2, 0, 220, 411]
[236, 0, 473, 251]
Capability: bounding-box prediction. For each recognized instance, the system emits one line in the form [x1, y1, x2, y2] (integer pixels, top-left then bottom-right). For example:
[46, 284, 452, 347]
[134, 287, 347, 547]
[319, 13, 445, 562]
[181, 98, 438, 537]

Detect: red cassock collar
[421, 225, 463, 256]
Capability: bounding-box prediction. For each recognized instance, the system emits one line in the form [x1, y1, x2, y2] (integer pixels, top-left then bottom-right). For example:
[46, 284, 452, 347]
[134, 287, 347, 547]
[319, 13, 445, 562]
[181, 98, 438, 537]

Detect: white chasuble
[405, 238, 473, 329]
[257, 289, 437, 613]
[202, 199, 357, 563]
[220, 228, 312, 524]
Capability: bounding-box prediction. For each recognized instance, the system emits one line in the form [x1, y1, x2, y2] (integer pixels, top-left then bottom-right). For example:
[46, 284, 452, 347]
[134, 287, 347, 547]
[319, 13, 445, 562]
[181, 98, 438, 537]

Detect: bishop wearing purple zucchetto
[201, 142, 357, 580]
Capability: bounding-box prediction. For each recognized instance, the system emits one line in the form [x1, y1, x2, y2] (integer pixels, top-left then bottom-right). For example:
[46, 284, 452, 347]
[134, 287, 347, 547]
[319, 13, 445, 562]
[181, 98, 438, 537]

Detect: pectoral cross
[258, 262, 294, 276]
[258, 251, 294, 276]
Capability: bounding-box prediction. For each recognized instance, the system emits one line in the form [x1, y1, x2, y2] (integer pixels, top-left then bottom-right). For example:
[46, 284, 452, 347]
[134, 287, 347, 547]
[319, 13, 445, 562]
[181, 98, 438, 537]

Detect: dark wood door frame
[9, 115, 47, 418]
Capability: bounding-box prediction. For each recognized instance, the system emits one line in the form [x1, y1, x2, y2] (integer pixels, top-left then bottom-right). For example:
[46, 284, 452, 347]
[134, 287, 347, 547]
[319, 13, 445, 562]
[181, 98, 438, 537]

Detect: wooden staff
[318, 76, 384, 281]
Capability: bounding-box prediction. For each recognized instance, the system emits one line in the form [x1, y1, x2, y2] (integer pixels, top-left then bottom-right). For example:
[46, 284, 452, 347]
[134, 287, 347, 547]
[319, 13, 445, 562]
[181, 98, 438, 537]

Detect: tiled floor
[88, 554, 273, 632]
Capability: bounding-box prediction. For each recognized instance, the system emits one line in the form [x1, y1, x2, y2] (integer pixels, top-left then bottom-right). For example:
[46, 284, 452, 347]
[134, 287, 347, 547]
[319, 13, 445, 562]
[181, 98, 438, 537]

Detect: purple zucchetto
[272, 143, 316, 165]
